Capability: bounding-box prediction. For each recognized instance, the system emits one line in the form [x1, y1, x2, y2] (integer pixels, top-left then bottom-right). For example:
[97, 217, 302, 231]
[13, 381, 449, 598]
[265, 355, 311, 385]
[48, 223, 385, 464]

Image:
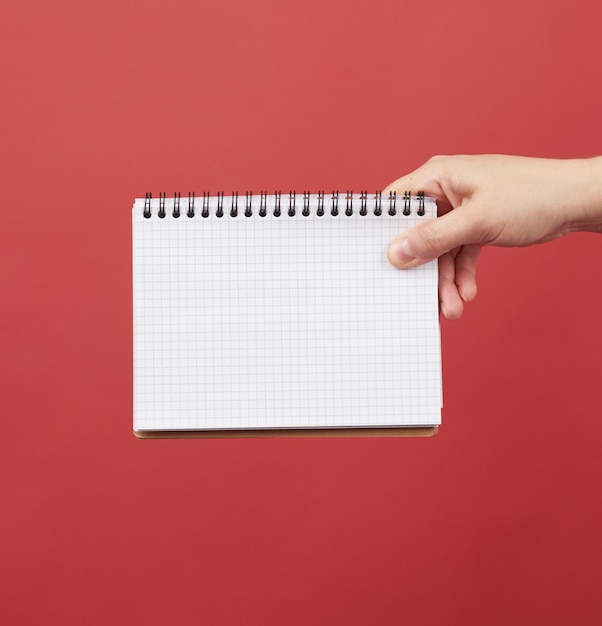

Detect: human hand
[384, 154, 602, 319]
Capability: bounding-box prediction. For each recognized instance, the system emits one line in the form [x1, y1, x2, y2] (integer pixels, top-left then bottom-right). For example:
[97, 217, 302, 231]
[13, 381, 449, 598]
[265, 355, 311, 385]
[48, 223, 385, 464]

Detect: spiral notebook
[133, 191, 442, 438]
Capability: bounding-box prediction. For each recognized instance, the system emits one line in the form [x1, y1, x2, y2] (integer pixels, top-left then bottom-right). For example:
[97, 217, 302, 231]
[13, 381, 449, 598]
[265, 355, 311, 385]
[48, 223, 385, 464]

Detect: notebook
[132, 191, 442, 437]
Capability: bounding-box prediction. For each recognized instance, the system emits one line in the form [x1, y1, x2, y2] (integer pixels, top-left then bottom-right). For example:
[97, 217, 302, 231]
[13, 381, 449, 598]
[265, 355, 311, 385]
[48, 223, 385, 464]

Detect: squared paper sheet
[132, 194, 442, 432]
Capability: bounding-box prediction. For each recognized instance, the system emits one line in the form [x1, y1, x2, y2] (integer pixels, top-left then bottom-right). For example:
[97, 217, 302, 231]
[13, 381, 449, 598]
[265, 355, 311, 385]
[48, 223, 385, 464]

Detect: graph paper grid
[133, 194, 441, 431]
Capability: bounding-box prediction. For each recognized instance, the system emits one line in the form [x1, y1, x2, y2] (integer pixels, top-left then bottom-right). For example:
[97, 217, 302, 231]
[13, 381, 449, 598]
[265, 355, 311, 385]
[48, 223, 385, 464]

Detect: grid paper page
[133, 194, 441, 431]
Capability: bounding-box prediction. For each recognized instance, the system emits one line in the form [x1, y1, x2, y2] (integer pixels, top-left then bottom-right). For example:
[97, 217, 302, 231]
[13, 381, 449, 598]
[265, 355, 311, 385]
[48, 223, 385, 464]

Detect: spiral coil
[143, 190, 426, 219]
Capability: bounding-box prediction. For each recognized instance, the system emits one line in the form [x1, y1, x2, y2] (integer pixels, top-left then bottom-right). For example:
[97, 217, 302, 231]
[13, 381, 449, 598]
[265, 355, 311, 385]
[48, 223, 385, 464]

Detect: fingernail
[388, 238, 414, 266]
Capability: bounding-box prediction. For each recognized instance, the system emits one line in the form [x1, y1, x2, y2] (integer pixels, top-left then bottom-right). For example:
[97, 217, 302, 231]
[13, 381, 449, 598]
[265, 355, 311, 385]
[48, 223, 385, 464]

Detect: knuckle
[427, 154, 448, 165]
[424, 154, 452, 184]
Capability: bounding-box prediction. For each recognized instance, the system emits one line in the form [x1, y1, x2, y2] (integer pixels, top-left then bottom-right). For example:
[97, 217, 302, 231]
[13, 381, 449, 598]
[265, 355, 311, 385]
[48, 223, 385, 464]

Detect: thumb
[387, 205, 479, 268]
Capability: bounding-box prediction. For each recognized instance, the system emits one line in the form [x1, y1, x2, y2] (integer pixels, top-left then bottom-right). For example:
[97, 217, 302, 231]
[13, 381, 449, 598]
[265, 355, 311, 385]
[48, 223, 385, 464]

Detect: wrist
[568, 156, 602, 234]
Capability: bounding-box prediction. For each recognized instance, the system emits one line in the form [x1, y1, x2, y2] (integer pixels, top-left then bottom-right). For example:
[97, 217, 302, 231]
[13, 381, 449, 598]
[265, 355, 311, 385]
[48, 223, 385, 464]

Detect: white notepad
[133, 192, 442, 436]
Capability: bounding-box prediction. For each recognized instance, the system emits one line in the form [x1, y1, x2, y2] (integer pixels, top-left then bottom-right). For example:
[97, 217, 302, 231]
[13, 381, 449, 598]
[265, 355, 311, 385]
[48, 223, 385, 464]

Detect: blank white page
[133, 193, 441, 432]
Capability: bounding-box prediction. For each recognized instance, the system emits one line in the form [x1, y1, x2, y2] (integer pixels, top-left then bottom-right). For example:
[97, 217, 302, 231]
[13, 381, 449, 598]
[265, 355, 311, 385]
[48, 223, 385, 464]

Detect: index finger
[382, 158, 453, 216]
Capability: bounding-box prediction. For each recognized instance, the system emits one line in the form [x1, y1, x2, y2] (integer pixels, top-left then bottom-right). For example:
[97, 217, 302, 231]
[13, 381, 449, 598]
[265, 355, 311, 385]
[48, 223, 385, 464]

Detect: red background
[2, 0, 601, 624]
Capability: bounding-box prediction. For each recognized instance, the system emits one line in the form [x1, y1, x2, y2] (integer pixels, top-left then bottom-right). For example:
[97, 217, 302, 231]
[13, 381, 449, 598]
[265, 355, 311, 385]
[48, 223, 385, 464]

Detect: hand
[383, 154, 602, 319]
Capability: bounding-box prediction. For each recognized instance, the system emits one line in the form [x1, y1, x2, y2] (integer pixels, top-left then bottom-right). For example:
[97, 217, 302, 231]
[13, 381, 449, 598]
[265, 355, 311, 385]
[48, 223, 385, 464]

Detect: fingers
[387, 207, 480, 269]
[382, 156, 446, 195]
[454, 244, 480, 302]
[438, 245, 480, 320]
[438, 251, 464, 320]
[382, 156, 455, 215]
[382, 171, 424, 197]
[383, 156, 484, 319]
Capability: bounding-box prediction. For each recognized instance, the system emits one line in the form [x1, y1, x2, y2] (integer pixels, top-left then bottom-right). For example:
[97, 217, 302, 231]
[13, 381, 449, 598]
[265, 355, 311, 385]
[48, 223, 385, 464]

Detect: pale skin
[384, 155, 602, 320]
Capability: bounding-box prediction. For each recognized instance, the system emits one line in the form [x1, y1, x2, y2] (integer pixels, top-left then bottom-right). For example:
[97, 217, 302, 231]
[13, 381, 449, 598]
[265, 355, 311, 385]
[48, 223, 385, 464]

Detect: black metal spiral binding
[303, 191, 310, 217]
[174, 192, 181, 218]
[230, 192, 238, 218]
[144, 192, 152, 218]
[417, 191, 425, 216]
[142, 190, 427, 218]
[259, 191, 267, 217]
[202, 192, 209, 218]
[158, 192, 166, 218]
[374, 191, 382, 216]
[187, 192, 195, 218]
[345, 191, 353, 216]
[216, 191, 224, 218]
[245, 192, 253, 217]
[317, 191, 325, 217]
[403, 191, 411, 216]
[388, 191, 396, 216]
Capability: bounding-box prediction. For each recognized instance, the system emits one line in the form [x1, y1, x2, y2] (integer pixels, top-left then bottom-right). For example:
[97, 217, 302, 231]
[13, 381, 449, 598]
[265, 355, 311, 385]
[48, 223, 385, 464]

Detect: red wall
[2, 1, 601, 624]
